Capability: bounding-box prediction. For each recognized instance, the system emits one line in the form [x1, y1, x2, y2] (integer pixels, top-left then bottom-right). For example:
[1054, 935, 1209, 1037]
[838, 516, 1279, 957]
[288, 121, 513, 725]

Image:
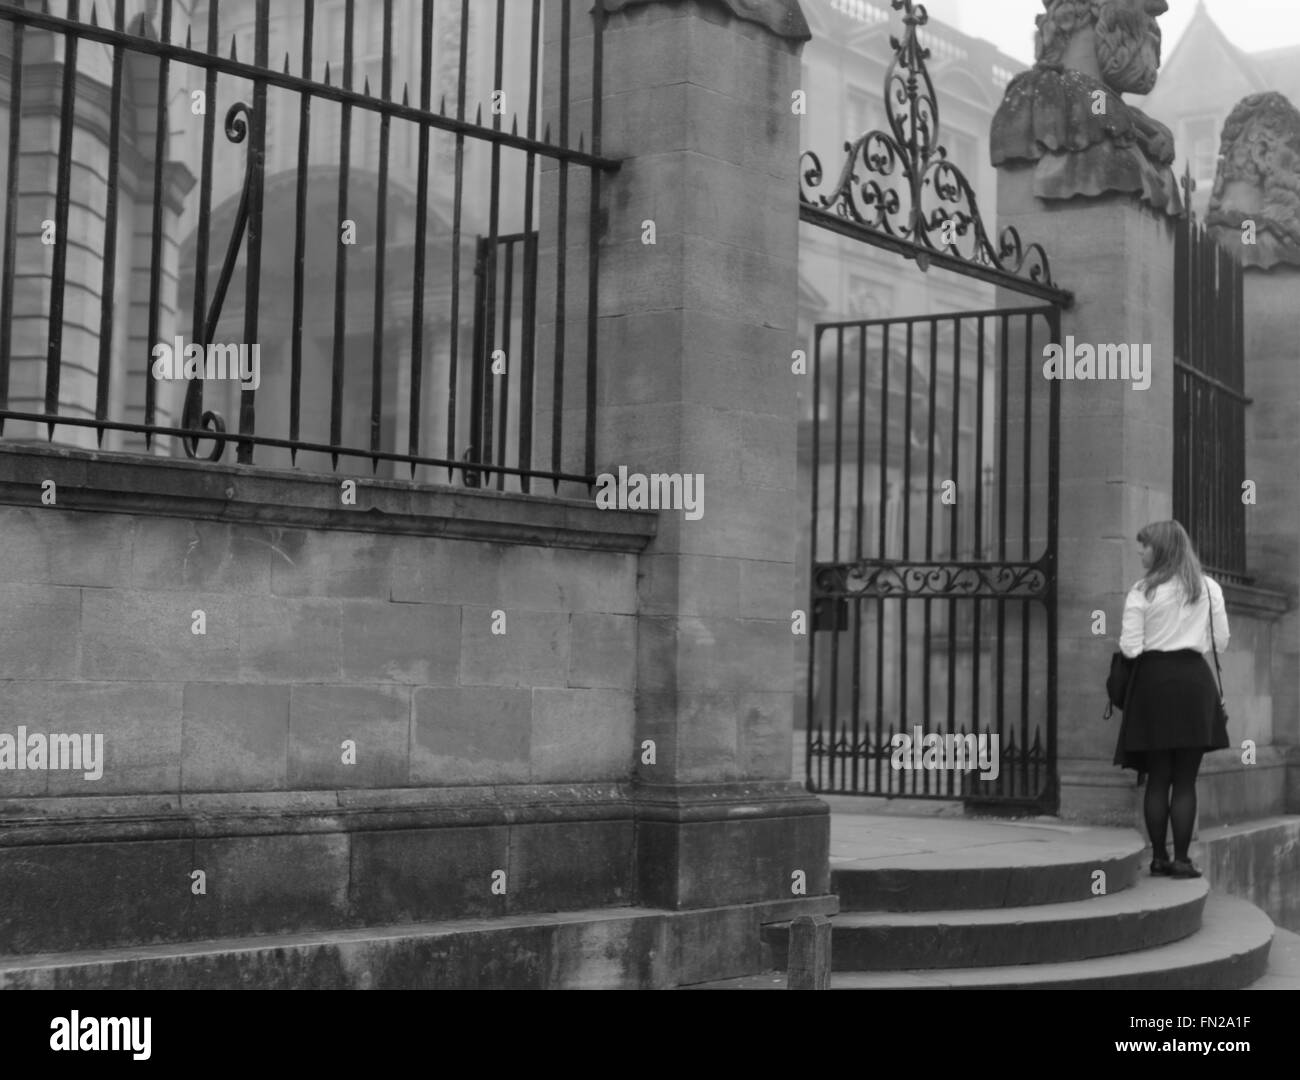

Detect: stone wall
[0, 0, 835, 985]
[0, 445, 655, 955]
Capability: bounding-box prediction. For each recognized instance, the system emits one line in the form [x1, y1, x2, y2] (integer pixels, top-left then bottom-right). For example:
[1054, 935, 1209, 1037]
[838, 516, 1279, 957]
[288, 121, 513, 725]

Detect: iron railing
[1174, 169, 1251, 583]
[0, 0, 617, 492]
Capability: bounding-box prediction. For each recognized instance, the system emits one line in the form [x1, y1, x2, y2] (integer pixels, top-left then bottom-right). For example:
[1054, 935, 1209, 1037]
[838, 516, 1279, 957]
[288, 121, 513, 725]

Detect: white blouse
[1119, 575, 1230, 660]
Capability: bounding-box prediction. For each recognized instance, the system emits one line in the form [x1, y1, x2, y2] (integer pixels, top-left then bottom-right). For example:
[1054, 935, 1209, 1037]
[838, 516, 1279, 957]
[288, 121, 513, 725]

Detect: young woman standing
[1114, 521, 1230, 879]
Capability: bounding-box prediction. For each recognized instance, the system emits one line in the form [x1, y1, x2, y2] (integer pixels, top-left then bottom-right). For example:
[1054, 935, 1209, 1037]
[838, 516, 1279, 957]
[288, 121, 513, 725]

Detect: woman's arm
[1119, 585, 1146, 659]
[1209, 577, 1230, 651]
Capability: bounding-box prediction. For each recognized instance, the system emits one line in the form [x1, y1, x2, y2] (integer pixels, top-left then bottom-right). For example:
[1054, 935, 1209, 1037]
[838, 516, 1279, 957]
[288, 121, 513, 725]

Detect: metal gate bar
[806, 305, 1060, 812]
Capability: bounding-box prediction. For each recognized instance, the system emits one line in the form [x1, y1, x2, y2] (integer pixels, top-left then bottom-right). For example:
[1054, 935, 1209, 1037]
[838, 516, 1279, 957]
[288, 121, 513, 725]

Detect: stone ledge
[1222, 579, 1290, 619]
[0, 782, 638, 845]
[631, 780, 830, 823]
[1197, 745, 1290, 775]
[0, 894, 841, 989]
[1195, 816, 1300, 934]
[0, 779, 835, 842]
[0, 444, 658, 553]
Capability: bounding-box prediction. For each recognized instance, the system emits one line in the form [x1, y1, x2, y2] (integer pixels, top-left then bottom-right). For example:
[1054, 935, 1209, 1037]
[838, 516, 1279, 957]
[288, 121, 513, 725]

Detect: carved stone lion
[992, 0, 1181, 216]
[1206, 92, 1300, 271]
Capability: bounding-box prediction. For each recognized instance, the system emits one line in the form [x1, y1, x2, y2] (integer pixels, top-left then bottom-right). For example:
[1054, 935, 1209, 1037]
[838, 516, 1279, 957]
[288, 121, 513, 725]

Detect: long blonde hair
[1137, 520, 1204, 604]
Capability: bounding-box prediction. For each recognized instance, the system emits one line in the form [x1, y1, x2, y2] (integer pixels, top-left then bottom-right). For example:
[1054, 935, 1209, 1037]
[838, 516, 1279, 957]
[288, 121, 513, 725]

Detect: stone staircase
[702, 832, 1276, 988]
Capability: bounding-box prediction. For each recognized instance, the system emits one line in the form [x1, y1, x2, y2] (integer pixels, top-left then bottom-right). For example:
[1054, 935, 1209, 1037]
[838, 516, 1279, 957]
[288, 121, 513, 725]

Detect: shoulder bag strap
[1207, 602, 1225, 699]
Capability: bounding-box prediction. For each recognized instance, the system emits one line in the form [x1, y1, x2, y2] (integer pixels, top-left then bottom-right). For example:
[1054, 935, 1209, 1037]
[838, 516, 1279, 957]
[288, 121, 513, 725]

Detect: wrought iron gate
[796, 1, 1071, 811]
[805, 307, 1060, 810]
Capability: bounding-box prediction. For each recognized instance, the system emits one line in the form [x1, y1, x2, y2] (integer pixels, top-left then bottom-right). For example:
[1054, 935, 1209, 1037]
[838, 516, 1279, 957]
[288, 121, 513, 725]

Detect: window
[941, 128, 977, 185]
[848, 86, 877, 139]
[847, 277, 885, 320]
[1184, 116, 1220, 187]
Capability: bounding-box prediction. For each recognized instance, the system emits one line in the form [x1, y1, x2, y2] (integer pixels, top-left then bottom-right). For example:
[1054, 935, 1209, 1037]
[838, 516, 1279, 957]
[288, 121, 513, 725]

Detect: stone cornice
[0, 780, 835, 842]
[632, 781, 830, 823]
[0, 444, 658, 553]
[0, 783, 638, 846]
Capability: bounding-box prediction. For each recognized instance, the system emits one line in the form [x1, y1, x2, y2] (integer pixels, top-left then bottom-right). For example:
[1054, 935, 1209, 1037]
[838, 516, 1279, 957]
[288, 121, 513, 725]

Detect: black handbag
[1103, 651, 1139, 719]
[1102, 649, 1133, 717]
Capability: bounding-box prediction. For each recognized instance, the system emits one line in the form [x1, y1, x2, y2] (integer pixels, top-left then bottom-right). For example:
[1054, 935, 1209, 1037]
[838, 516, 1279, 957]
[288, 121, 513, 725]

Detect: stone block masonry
[0, 0, 835, 987]
[0, 447, 655, 956]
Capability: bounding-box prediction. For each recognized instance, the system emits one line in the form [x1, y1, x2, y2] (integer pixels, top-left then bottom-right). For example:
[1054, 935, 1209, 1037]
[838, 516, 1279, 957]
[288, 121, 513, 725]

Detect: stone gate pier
[992, 0, 1296, 830]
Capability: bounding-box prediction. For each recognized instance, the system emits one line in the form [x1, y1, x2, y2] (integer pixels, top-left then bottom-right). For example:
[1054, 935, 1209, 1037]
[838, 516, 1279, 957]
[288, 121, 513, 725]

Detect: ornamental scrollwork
[181, 101, 253, 463]
[798, 0, 1058, 292]
[813, 560, 1049, 600]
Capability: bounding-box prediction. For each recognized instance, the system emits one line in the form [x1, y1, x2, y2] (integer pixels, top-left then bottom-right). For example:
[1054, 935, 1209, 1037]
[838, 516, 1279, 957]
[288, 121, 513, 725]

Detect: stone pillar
[990, 0, 1188, 823]
[1204, 90, 1300, 808]
[540, 0, 830, 913]
[1236, 268, 1300, 811]
[0, 15, 194, 455]
[996, 173, 1176, 824]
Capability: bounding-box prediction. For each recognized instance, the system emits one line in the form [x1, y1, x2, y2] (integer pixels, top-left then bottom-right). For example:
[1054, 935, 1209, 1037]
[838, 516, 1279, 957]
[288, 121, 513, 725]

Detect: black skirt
[1113, 648, 1229, 772]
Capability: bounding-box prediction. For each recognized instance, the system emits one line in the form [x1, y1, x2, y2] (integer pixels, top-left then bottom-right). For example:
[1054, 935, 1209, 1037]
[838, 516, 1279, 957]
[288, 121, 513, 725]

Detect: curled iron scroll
[181, 102, 254, 462]
[798, 0, 1059, 293]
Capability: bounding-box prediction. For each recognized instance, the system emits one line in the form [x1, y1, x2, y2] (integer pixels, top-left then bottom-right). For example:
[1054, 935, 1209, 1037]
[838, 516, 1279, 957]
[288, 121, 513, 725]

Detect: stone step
[0, 900, 840, 990]
[1245, 926, 1300, 989]
[0, 907, 656, 989]
[831, 837, 1145, 911]
[766, 876, 1207, 970]
[828, 894, 1272, 989]
[0, 888, 837, 992]
[691, 894, 1273, 990]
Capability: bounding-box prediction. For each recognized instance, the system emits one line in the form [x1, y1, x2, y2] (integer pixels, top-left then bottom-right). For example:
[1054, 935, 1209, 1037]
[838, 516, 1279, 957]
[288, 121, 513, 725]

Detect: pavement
[821, 792, 1131, 866]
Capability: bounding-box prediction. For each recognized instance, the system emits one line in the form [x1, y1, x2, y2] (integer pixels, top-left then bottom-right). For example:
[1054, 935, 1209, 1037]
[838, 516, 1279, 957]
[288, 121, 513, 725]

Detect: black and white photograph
[0, 0, 1295, 1047]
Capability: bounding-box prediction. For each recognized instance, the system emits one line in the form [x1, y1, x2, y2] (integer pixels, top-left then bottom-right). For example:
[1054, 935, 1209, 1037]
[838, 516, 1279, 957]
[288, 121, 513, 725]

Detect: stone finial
[991, 0, 1182, 216]
[1207, 92, 1300, 270]
[601, 0, 811, 41]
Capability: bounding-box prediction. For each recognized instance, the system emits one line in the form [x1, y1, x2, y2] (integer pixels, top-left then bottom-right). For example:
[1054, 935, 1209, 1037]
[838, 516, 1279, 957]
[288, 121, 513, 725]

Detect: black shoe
[1169, 859, 1202, 879]
[1150, 857, 1174, 876]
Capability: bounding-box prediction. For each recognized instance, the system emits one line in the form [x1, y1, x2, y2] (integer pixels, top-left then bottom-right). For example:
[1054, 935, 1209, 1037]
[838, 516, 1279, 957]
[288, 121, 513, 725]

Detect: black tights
[1144, 749, 1204, 862]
